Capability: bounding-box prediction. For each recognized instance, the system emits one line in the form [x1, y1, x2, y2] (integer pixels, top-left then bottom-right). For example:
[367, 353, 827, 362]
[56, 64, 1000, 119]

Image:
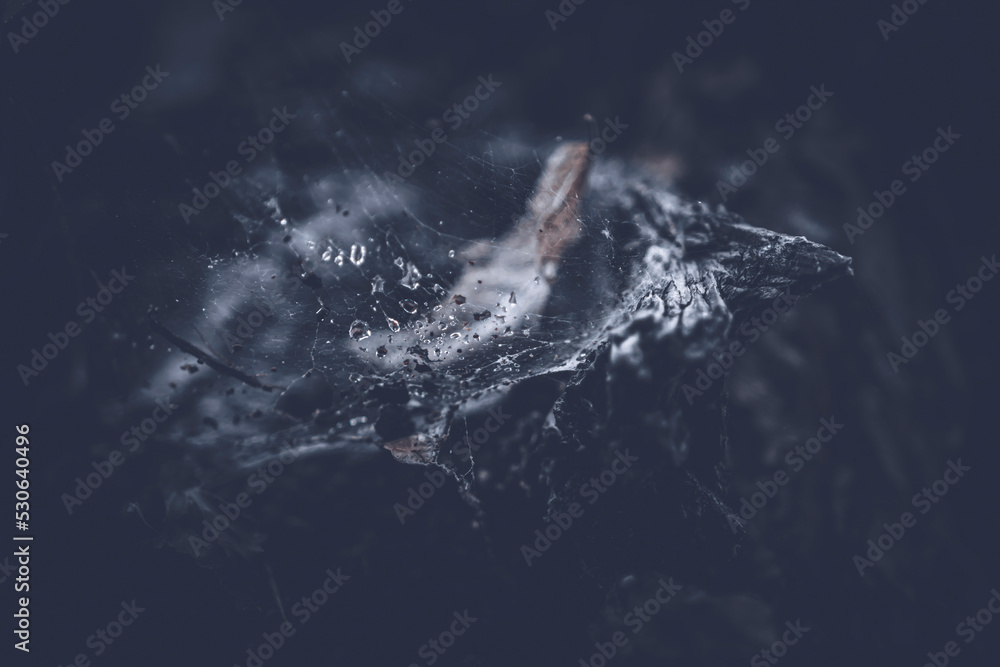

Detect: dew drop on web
[349, 320, 371, 340]
[350, 244, 367, 266]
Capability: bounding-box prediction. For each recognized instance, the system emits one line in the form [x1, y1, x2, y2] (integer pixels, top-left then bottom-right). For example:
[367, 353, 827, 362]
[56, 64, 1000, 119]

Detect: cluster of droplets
[321, 242, 367, 267]
[341, 245, 541, 376]
[394, 257, 422, 290]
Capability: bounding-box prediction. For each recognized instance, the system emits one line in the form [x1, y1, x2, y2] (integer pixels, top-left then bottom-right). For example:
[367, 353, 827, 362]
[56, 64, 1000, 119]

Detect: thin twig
[148, 318, 285, 392]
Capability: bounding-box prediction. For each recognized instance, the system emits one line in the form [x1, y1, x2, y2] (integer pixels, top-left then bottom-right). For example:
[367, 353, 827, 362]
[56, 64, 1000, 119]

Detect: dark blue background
[2, 1, 998, 665]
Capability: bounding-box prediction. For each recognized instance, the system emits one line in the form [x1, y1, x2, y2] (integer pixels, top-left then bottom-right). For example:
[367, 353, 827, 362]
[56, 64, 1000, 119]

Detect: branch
[148, 318, 285, 392]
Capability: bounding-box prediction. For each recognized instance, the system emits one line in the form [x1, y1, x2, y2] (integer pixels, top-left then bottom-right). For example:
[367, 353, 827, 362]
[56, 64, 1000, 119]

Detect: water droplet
[386, 317, 400, 332]
[372, 275, 385, 294]
[450, 332, 461, 339]
[448, 249, 456, 258]
[349, 320, 371, 341]
[349, 372, 363, 383]
[508, 291, 517, 304]
[453, 294, 467, 305]
[400, 262, 422, 290]
[321, 248, 333, 261]
[400, 299, 418, 314]
[394, 256, 405, 269]
[279, 218, 288, 226]
[334, 254, 345, 266]
[350, 244, 366, 266]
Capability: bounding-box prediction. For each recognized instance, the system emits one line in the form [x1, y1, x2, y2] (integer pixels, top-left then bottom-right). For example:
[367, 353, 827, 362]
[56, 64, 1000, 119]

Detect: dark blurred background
[2, 0, 998, 665]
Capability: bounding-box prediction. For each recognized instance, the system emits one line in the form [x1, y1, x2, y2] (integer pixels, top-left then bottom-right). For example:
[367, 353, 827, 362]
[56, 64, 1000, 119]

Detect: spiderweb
[133, 82, 656, 493]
